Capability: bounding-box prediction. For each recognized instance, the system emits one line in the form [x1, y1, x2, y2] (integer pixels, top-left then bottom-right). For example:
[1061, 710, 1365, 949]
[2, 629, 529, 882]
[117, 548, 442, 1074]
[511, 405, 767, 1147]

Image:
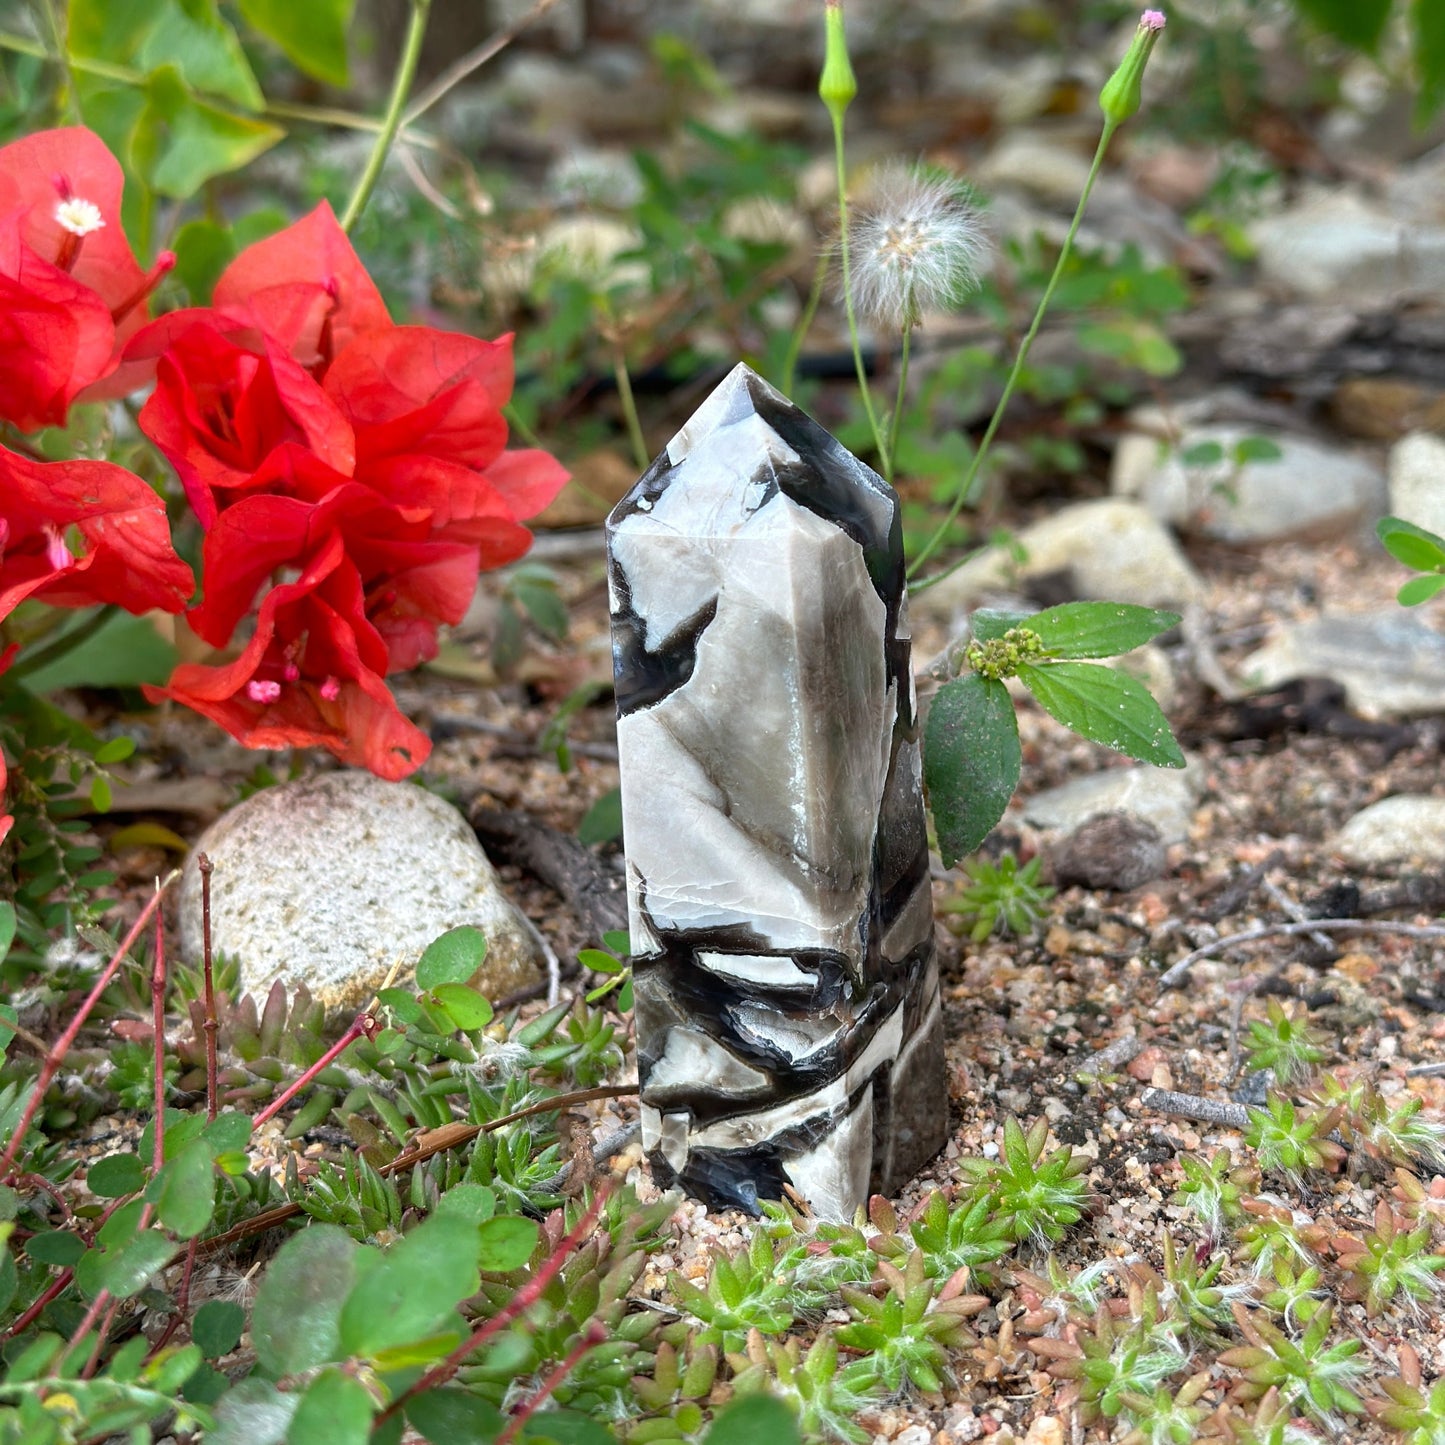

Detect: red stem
[251, 1011, 372, 1129]
[199, 854, 218, 1123]
[376, 1185, 609, 1426]
[79, 1296, 121, 1379]
[497, 1320, 609, 1445]
[0, 880, 175, 1180]
[3, 1268, 74, 1339]
[147, 1237, 199, 1358]
[152, 890, 167, 1175]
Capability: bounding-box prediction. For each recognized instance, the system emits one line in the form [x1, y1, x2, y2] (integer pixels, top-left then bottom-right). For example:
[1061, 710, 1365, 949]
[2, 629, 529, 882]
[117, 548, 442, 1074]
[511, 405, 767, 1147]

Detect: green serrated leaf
[135, 1, 264, 108]
[1294, 0, 1394, 50]
[192, 1300, 245, 1359]
[1017, 661, 1185, 767]
[238, 0, 355, 87]
[577, 787, 623, 845]
[1398, 572, 1445, 606]
[251, 1224, 358, 1376]
[1414, 0, 1445, 123]
[1027, 601, 1180, 660]
[416, 925, 488, 990]
[969, 608, 1033, 642]
[476, 1214, 540, 1272]
[289, 1367, 375, 1445]
[87, 1153, 146, 1199]
[923, 674, 1021, 866]
[338, 1215, 480, 1358]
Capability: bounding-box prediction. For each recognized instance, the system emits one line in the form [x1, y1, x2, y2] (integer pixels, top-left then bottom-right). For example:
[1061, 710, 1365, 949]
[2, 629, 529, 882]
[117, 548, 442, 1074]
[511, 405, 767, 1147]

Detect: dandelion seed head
[54, 197, 105, 237]
[846, 161, 988, 330]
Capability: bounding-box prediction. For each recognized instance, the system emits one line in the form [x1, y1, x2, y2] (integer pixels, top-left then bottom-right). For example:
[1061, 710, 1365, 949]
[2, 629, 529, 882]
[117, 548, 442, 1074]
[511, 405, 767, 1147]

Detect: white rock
[1334, 795, 1445, 868]
[1251, 190, 1445, 302]
[1021, 761, 1201, 845]
[1388, 432, 1445, 537]
[919, 498, 1205, 612]
[1113, 425, 1384, 543]
[178, 772, 542, 1013]
[1240, 609, 1445, 717]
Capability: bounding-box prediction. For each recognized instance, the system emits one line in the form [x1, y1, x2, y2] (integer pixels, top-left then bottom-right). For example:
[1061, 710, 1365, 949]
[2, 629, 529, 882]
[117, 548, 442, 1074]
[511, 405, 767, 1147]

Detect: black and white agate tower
[606, 363, 945, 1219]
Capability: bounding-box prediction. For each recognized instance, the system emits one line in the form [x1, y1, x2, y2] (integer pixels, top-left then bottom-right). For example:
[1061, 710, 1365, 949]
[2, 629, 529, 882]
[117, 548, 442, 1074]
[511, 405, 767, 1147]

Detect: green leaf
[289, 1368, 375, 1445]
[209, 1377, 299, 1445]
[433, 1182, 498, 1225]
[25, 1230, 87, 1267]
[172, 218, 236, 303]
[379, 988, 423, 1024]
[1292, 0, 1394, 50]
[1398, 573, 1445, 606]
[1377, 516, 1445, 571]
[1027, 601, 1180, 660]
[149, 1140, 215, 1239]
[1232, 435, 1284, 464]
[203, 1111, 253, 1157]
[923, 674, 1021, 866]
[601, 929, 631, 954]
[137, 67, 284, 196]
[87, 1153, 146, 1199]
[238, 0, 355, 87]
[1181, 440, 1226, 467]
[75, 1211, 177, 1299]
[251, 1224, 359, 1376]
[1414, 0, 1445, 123]
[429, 982, 494, 1031]
[416, 926, 488, 990]
[577, 787, 623, 845]
[704, 1396, 803, 1445]
[369, 1332, 461, 1371]
[135, 1, 264, 108]
[93, 736, 136, 765]
[476, 1215, 540, 1272]
[19, 611, 178, 693]
[521, 1414, 614, 1445]
[969, 608, 1033, 642]
[0, 902, 14, 961]
[406, 1388, 505, 1445]
[578, 948, 622, 975]
[1017, 661, 1185, 768]
[0, 1242, 16, 1317]
[338, 1215, 481, 1359]
[512, 577, 569, 642]
[192, 1300, 245, 1359]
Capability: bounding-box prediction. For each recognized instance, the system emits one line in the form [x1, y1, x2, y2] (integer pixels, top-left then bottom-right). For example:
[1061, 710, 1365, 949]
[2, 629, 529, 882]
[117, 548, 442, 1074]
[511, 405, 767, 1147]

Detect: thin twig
[252, 1010, 376, 1129]
[1201, 849, 1282, 924]
[0, 878, 177, 1180]
[1140, 1088, 1250, 1129]
[151, 885, 167, 1177]
[1260, 878, 1334, 956]
[200, 855, 219, 1124]
[1159, 919, 1445, 991]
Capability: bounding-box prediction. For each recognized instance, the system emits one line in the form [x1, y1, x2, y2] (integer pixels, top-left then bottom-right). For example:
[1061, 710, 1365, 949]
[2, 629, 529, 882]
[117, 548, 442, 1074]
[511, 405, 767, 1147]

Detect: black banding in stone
[610, 584, 718, 716]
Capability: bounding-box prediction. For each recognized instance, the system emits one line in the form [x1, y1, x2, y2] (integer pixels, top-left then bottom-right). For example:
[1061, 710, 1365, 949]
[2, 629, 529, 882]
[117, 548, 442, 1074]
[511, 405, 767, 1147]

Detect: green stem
[908, 120, 1118, 587]
[611, 343, 649, 472]
[503, 403, 544, 451]
[830, 111, 887, 477]
[339, 0, 432, 233]
[779, 248, 828, 397]
[37, 0, 78, 122]
[6, 607, 117, 682]
[887, 321, 912, 474]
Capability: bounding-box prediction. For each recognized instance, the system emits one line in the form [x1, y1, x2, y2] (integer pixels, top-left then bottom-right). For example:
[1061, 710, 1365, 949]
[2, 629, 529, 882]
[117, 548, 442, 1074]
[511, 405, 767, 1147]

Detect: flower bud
[819, 0, 858, 122]
[1099, 9, 1165, 128]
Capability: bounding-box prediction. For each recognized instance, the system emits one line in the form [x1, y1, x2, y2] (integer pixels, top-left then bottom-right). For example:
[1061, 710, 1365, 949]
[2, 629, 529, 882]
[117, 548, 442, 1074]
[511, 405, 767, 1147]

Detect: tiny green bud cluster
[964, 626, 1047, 681]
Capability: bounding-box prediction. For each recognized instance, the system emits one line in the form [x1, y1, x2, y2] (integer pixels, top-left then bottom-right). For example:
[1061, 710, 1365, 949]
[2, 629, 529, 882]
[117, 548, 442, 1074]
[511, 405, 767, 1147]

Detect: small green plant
[728, 1331, 875, 1445]
[1332, 1201, 1445, 1317]
[1172, 1149, 1253, 1234]
[956, 1117, 1090, 1245]
[941, 853, 1054, 942]
[1255, 1257, 1327, 1330]
[1153, 1235, 1248, 1341]
[1378, 516, 1445, 606]
[905, 1187, 1018, 1277]
[1242, 999, 1328, 1085]
[1370, 1344, 1445, 1445]
[1116, 1370, 1212, 1445]
[1313, 1073, 1445, 1171]
[1220, 1303, 1367, 1423]
[1242, 1094, 1345, 1181]
[666, 1229, 800, 1353]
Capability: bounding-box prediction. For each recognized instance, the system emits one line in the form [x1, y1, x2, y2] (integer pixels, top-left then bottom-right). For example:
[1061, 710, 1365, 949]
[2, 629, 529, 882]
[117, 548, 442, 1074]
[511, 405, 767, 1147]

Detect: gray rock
[1387, 432, 1445, 537]
[1022, 762, 1201, 845]
[919, 498, 1205, 613]
[179, 773, 543, 1013]
[976, 130, 1095, 209]
[1334, 795, 1445, 868]
[1251, 190, 1445, 302]
[1048, 811, 1167, 891]
[1112, 425, 1385, 544]
[1240, 610, 1445, 718]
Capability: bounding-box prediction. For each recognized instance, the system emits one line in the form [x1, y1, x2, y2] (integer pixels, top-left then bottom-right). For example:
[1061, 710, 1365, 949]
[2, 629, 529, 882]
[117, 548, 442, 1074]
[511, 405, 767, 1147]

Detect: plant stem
[0, 878, 177, 1180]
[376, 1186, 609, 1426]
[339, 0, 432, 233]
[151, 890, 167, 1174]
[908, 120, 1118, 586]
[887, 321, 913, 473]
[37, 0, 78, 122]
[6, 606, 117, 681]
[497, 1320, 609, 1445]
[830, 111, 887, 475]
[779, 248, 829, 397]
[611, 343, 649, 472]
[251, 1011, 373, 1129]
[199, 854, 218, 1123]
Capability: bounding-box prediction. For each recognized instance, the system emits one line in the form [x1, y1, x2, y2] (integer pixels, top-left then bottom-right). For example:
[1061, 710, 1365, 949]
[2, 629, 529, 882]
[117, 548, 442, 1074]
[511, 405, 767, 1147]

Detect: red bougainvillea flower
[145, 526, 431, 780]
[137, 318, 355, 529]
[0, 447, 193, 624]
[0, 748, 12, 849]
[0, 127, 173, 429]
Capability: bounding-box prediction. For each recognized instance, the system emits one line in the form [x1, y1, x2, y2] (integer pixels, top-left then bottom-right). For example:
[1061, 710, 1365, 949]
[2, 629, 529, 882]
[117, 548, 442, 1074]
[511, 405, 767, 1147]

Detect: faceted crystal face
[607, 363, 945, 1219]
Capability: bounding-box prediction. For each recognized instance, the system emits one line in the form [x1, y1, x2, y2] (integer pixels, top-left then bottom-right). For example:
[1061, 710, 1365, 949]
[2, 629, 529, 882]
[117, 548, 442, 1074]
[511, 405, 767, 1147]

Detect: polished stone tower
[606, 363, 944, 1219]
